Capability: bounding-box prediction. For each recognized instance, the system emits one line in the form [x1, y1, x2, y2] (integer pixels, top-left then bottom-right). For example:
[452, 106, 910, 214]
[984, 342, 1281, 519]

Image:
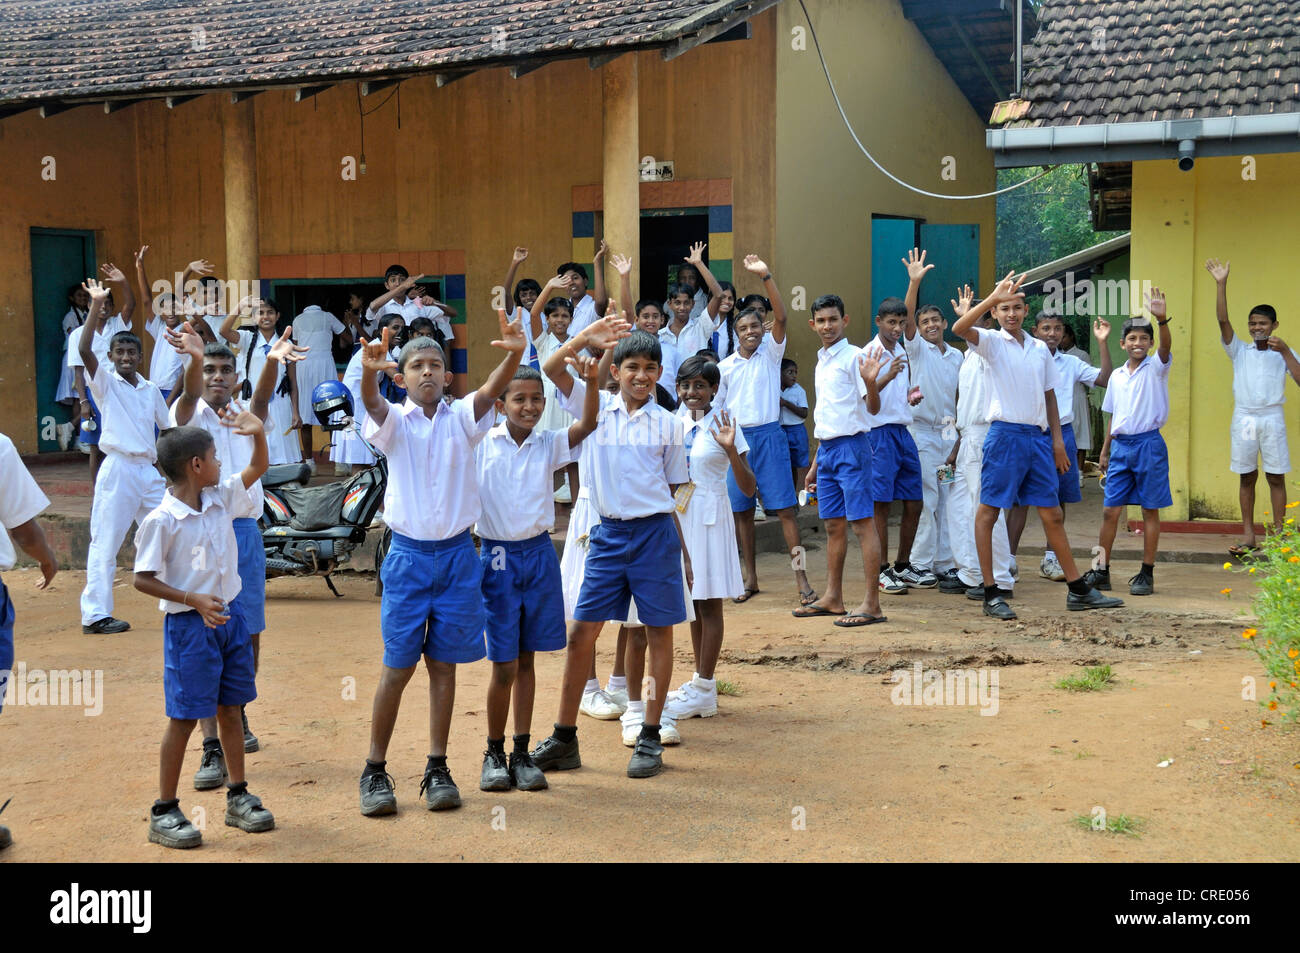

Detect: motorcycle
[260, 381, 387, 597]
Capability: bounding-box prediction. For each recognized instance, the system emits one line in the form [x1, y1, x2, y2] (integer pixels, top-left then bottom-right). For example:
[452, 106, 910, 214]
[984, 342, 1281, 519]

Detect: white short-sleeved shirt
[292, 306, 345, 348]
[969, 326, 1060, 430]
[864, 335, 912, 428]
[569, 295, 598, 336]
[0, 434, 51, 571]
[660, 314, 714, 364]
[170, 397, 263, 515]
[956, 349, 994, 432]
[719, 333, 785, 429]
[1103, 354, 1172, 436]
[88, 364, 169, 461]
[145, 316, 187, 393]
[904, 335, 962, 429]
[233, 328, 294, 395]
[779, 383, 808, 427]
[813, 336, 871, 440]
[134, 477, 253, 614]
[1223, 336, 1298, 412]
[562, 380, 687, 520]
[364, 396, 492, 540]
[66, 314, 128, 370]
[680, 406, 749, 487]
[475, 424, 574, 541]
[1049, 349, 1101, 425]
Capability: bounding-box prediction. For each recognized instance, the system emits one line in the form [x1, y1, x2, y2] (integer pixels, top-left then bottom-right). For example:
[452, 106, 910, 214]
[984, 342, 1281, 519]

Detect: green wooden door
[30, 229, 95, 452]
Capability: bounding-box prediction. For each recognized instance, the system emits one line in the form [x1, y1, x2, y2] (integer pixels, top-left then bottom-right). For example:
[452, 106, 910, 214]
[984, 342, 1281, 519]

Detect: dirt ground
[1, 543, 1296, 863]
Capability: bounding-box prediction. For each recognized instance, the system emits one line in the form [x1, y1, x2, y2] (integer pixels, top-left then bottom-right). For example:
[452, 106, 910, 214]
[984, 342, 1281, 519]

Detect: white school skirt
[679, 482, 743, 601]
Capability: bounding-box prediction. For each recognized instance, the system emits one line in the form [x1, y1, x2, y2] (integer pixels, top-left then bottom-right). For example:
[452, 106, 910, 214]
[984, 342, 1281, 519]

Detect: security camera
[1177, 139, 1195, 172]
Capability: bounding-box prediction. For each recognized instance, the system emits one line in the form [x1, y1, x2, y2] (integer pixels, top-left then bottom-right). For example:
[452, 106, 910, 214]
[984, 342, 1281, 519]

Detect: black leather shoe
[509, 752, 548, 791]
[420, 764, 461, 811]
[479, 749, 510, 792]
[1128, 572, 1153, 595]
[1082, 568, 1111, 590]
[359, 769, 397, 817]
[967, 586, 1013, 601]
[1067, 588, 1125, 611]
[938, 572, 968, 593]
[241, 707, 259, 753]
[83, 617, 130, 634]
[627, 736, 665, 778]
[982, 596, 1017, 620]
[530, 735, 581, 772]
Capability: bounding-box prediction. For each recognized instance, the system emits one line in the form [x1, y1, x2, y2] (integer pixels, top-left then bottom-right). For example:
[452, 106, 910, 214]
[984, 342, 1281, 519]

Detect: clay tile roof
[0, 0, 770, 109]
[993, 0, 1300, 126]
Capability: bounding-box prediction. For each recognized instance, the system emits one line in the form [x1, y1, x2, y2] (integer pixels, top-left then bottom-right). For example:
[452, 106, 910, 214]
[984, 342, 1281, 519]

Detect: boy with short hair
[1083, 290, 1175, 595]
[661, 243, 722, 361]
[357, 314, 527, 817]
[475, 356, 601, 794]
[78, 277, 170, 635]
[950, 273, 1124, 620]
[531, 325, 691, 780]
[793, 294, 887, 627]
[556, 243, 608, 336]
[133, 417, 274, 849]
[68, 263, 134, 488]
[779, 358, 810, 491]
[1205, 258, 1300, 556]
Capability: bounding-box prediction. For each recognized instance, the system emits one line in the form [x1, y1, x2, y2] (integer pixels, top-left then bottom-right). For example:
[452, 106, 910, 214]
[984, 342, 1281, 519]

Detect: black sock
[512, 733, 530, 755]
[1067, 577, 1090, 595]
[881, 563, 891, 574]
[487, 737, 505, 754]
[1141, 562, 1155, 576]
[151, 798, 180, 816]
[984, 584, 999, 602]
[553, 724, 578, 744]
[362, 759, 386, 778]
[226, 780, 248, 798]
[894, 559, 908, 573]
[426, 755, 447, 770]
[640, 723, 661, 742]
[202, 736, 221, 750]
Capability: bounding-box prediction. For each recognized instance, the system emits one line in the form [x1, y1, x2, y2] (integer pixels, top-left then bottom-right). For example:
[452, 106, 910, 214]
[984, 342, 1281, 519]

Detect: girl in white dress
[663, 354, 754, 724]
[55, 284, 89, 405]
[221, 299, 303, 465]
[292, 301, 345, 470]
[532, 296, 580, 501]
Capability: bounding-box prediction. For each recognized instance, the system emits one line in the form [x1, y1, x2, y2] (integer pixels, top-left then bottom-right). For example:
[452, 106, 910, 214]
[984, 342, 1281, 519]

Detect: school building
[989, 0, 1300, 522]
[0, 0, 1016, 457]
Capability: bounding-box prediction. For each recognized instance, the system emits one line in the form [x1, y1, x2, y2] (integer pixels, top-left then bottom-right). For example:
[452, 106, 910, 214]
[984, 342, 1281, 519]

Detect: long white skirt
[296, 354, 340, 420]
[679, 484, 743, 601]
[265, 393, 303, 465]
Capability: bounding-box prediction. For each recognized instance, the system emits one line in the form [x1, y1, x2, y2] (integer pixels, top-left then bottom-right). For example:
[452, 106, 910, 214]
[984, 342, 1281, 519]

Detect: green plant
[1225, 518, 1300, 723]
[715, 679, 741, 697]
[1074, 813, 1144, 836]
[1055, 665, 1115, 693]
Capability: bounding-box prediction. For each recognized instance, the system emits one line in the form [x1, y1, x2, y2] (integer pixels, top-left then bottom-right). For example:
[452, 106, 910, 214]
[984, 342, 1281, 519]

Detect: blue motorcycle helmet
[312, 380, 353, 431]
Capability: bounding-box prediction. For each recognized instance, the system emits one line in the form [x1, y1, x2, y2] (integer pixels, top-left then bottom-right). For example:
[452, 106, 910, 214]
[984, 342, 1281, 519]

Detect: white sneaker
[334, 462, 353, 477]
[754, 501, 767, 521]
[1010, 561, 1020, 580]
[1039, 554, 1066, 581]
[666, 678, 694, 702]
[580, 688, 626, 720]
[895, 565, 938, 589]
[659, 711, 681, 746]
[879, 567, 908, 594]
[554, 483, 572, 504]
[665, 678, 718, 720]
[621, 708, 643, 747]
[604, 685, 630, 709]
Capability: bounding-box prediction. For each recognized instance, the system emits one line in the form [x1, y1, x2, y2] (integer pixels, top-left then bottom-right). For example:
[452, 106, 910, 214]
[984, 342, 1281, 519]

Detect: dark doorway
[30, 228, 96, 453]
[639, 209, 709, 306]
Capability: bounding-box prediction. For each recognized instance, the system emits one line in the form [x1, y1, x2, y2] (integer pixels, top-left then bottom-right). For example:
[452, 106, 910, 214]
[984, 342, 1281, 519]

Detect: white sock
[1044, 549, 1055, 561]
[696, 675, 716, 691]
[583, 678, 600, 694]
[627, 699, 645, 714]
[606, 675, 627, 691]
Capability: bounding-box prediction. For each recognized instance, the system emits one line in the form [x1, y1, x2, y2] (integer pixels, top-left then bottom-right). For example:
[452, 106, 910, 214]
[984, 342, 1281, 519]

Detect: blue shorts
[0, 579, 13, 716]
[163, 602, 257, 720]
[574, 513, 686, 627]
[232, 518, 266, 635]
[784, 423, 810, 469]
[728, 421, 798, 513]
[816, 431, 874, 522]
[1053, 423, 1083, 505]
[81, 390, 103, 446]
[480, 533, 567, 663]
[379, 530, 486, 667]
[981, 421, 1059, 509]
[1104, 429, 1173, 510]
[868, 423, 923, 504]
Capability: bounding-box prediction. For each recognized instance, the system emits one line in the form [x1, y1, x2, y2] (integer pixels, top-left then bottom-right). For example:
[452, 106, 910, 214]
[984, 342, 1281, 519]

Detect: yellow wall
[774, 0, 997, 389]
[1130, 153, 1300, 521]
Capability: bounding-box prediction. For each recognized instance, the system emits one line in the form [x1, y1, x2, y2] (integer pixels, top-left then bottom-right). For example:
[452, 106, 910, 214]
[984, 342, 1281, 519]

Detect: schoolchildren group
[1, 240, 1292, 852]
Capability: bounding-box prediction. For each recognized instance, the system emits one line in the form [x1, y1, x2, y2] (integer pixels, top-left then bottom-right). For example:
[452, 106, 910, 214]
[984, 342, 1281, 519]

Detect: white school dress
[292, 306, 345, 420]
[677, 407, 746, 600]
[534, 332, 578, 433]
[330, 349, 378, 466]
[235, 329, 303, 465]
[55, 307, 86, 403]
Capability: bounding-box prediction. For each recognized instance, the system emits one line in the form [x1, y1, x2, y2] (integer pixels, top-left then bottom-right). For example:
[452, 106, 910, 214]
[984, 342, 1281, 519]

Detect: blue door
[30, 229, 96, 453]
[870, 217, 918, 336]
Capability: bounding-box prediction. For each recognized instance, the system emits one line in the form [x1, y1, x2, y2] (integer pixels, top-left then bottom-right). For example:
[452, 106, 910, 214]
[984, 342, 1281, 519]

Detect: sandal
[791, 604, 846, 618]
[733, 588, 760, 604]
[833, 613, 888, 628]
[798, 588, 818, 606]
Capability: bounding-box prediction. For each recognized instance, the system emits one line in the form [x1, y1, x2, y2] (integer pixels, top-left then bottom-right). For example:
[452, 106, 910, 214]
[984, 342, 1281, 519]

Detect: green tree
[996, 164, 1123, 274]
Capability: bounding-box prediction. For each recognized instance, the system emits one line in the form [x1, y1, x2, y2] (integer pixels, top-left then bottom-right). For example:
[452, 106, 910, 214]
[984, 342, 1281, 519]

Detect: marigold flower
[1223, 562, 1233, 569]
[1282, 547, 1292, 554]
[1289, 556, 1299, 563]
[1221, 587, 1232, 595]
[1269, 699, 1279, 710]
[1289, 648, 1298, 658]
[1248, 567, 1257, 574]
[1243, 628, 1257, 639]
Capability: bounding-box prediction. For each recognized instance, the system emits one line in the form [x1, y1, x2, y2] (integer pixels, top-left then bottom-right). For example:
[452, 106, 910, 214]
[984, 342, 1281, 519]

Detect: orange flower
[1269, 699, 1279, 710]
[1283, 547, 1293, 554]
[1288, 556, 1298, 563]
[1243, 628, 1257, 639]
[1221, 587, 1232, 595]
[1289, 648, 1299, 658]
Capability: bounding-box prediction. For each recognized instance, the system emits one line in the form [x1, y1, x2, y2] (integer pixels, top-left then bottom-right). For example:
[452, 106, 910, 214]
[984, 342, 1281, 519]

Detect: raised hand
[686, 241, 707, 266]
[134, 245, 149, 267]
[582, 312, 633, 351]
[858, 346, 884, 385]
[100, 262, 126, 283]
[490, 308, 527, 354]
[902, 248, 934, 283]
[565, 352, 600, 381]
[82, 278, 109, 301]
[187, 259, 214, 276]
[167, 321, 206, 360]
[1093, 316, 1111, 342]
[400, 272, 426, 292]
[611, 253, 633, 276]
[360, 328, 398, 372]
[1145, 287, 1167, 322]
[878, 349, 907, 385]
[1204, 258, 1229, 283]
[711, 409, 737, 451]
[742, 253, 769, 276]
[267, 327, 309, 365]
[988, 270, 1026, 305]
[950, 283, 974, 317]
[1268, 336, 1288, 353]
[218, 401, 264, 436]
[548, 274, 573, 294]
[595, 239, 608, 262]
[512, 246, 529, 265]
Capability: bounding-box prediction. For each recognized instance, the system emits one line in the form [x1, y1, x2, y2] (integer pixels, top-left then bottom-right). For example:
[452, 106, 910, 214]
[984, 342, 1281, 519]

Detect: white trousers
[81, 453, 165, 625]
[910, 424, 957, 572]
[949, 424, 1015, 589]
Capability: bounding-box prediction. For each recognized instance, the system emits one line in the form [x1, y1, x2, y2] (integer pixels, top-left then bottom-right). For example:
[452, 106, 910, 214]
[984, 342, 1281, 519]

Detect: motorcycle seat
[262, 525, 364, 541]
[262, 463, 312, 488]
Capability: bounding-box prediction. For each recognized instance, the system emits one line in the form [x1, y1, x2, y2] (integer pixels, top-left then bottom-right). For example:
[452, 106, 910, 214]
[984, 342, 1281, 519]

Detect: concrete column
[222, 98, 260, 295]
[602, 55, 639, 307]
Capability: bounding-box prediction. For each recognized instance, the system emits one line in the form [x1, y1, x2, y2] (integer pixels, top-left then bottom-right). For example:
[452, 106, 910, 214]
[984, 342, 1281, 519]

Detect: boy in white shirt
[133, 246, 187, 402]
[475, 356, 601, 793]
[531, 324, 691, 781]
[78, 278, 169, 635]
[1083, 291, 1175, 596]
[779, 358, 810, 491]
[660, 243, 723, 361]
[793, 294, 888, 627]
[950, 272, 1123, 621]
[356, 315, 526, 817]
[133, 417, 273, 849]
[1206, 258, 1300, 556]
[556, 247, 608, 337]
[68, 264, 134, 487]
